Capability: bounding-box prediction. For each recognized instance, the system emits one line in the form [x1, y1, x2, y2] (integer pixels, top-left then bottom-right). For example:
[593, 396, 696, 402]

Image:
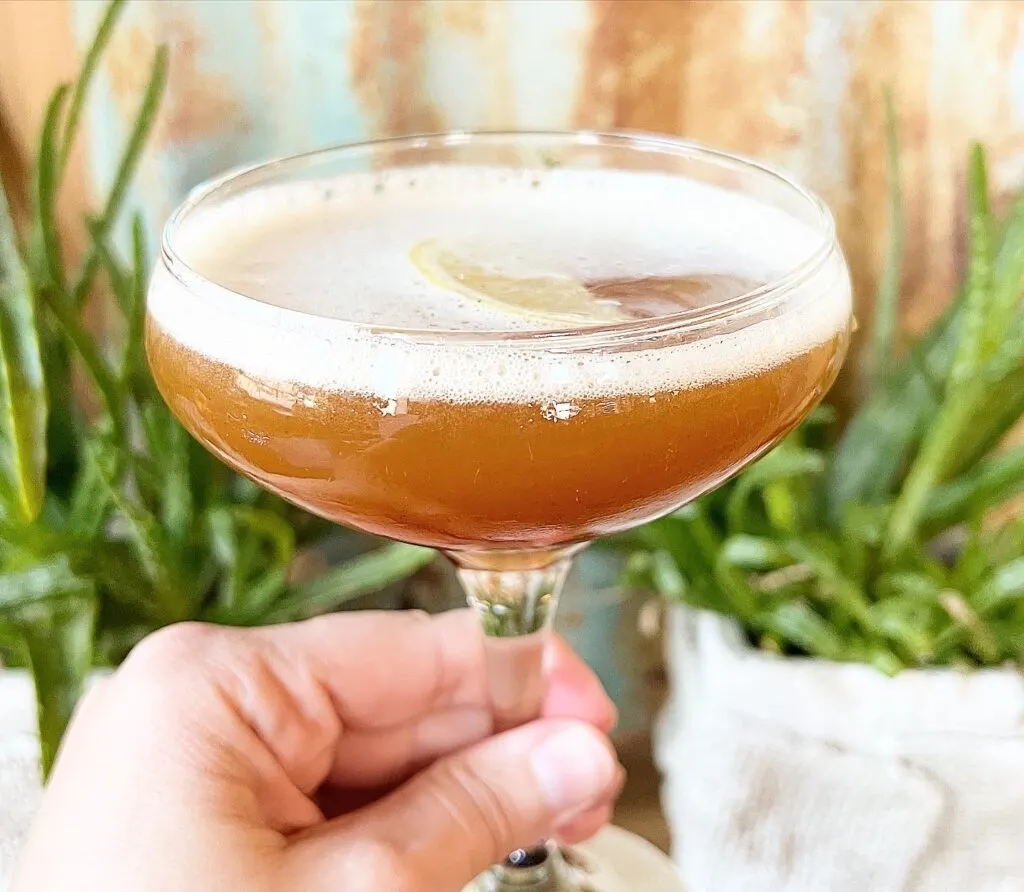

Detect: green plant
[0, 0, 434, 776]
[622, 108, 1024, 675]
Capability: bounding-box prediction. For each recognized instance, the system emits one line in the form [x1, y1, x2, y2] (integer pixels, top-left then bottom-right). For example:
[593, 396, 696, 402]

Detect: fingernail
[530, 725, 619, 817]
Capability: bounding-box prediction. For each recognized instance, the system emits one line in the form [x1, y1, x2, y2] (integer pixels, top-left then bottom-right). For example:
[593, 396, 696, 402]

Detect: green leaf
[712, 551, 761, 621]
[35, 84, 71, 297]
[0, 554, 91, 611]
[647, 549, 687, 600]
[140, 401, 192, 547]
[885, 341, 1024, 559]
[805, 404, 838, 428]
[264, 544, 434, 623]
[864, 89, 904, 391]
[32, 76, 124, 441]
[202, 506, 295, 625]
[663, 502, 724, 562]
[0, 180, 48, 522]
[765, 602, 842, 661]
[762, 479, 801, 534]
[86, 440, 189, 623]
[885, 364, 991, 559]
[974, 558, 1024, 614]
[947, 144, 994, 391]
[87, 544, 161, 622]
[827, 295, 961, 523]
[40, 334, 79, 505]
[720, 535, 789, 571]
[18, 594, 97, 778]
[783, 537, 879, 637]
[59, 0, 128, 174]
[875, 571, 944, 604]
[0, 622, 23, 661]
[922, 440, 1024, 533]
[33, 82, 124, 439]
[934, 589, 1000, 665]
[95, 622, 154, 667]
[85, 217, 131, 314]
[643, 507, 753, 616]
[636, 512, 729, 611]
[869, 599, 935, 665]
[988, 194, 1024, 354]
[121, 213, 149, 382]
[948, 361, 1024, 476]
[36, 286, 123, 440]
[984, 617, 1024, 666]
[71, 45, 168, 309]
[867, 648, 906, 676]
[0, 550, 96, 778]
[837, 503, 889, 584]
[66, 432, 120, 538]
[985, 514, 1024, 566]
[0, 514, 69, 566]
[725, 447, 824, 532]
[823, 140, 1019, 527]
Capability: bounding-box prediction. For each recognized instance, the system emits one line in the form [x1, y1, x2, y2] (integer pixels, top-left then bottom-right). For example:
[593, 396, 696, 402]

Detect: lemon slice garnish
[410, 240, 628, 325]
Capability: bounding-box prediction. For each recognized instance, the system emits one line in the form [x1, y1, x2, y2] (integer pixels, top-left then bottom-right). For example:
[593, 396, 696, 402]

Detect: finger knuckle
[120, 622, 221, 682]
[347, 839, 420, 892]
[428, 758, 520, 864]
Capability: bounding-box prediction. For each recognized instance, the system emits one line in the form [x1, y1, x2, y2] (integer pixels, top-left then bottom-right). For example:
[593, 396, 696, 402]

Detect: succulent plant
[622, 102, 1024, 675]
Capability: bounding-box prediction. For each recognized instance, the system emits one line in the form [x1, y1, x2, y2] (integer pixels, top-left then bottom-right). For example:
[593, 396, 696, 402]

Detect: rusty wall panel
[0, 0, 87, 252]
[18, 0, 1024, 334]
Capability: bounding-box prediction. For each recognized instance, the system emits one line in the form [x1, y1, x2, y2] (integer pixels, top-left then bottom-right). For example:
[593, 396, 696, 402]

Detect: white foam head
[148, 164, 852, 403]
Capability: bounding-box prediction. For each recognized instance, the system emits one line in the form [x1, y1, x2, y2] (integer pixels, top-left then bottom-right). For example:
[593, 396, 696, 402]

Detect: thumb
[289, 720, 622, 892]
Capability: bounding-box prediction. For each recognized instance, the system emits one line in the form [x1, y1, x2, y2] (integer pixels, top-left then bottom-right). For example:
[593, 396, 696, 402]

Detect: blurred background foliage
[0, 1, 433, 775]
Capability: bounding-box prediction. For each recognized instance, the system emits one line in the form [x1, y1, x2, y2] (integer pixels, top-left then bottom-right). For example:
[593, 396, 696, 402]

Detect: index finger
[255, 609, 485, 730]
[321, 622, 616, 791]
[255, 609, 611, 732]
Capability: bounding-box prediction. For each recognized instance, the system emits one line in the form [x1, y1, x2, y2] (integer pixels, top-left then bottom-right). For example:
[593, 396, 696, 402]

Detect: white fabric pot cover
[0, 673, 43, 892]
[655, 605, 1024, 892]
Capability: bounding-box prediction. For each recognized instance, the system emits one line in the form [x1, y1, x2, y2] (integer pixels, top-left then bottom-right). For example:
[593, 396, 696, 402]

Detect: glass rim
[159, 129, 839, 349]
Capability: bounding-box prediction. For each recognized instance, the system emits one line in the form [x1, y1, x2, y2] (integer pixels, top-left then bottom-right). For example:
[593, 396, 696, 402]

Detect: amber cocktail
[147, 132, 852, 892]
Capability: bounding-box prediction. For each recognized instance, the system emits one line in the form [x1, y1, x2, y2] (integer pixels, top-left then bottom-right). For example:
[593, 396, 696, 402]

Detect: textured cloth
[655, 607, 1024, 892]
[0, 674, 43, 892]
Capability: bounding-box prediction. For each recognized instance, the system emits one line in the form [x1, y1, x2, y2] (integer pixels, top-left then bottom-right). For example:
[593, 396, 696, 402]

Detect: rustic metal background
[61, 0, 1024, 340]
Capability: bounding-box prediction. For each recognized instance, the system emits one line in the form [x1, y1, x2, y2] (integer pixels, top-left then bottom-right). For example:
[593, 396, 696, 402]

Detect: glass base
[462, 827, 685, 891]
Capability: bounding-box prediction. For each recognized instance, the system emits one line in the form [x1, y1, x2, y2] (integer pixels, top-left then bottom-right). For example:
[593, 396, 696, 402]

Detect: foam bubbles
[148, 165, 852, 403]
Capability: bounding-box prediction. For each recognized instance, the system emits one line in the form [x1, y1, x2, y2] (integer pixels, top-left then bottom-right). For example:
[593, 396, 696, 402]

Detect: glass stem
[454, 550, 578, 891]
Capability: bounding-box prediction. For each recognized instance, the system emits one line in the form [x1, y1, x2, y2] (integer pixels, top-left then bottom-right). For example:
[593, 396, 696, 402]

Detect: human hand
[11, 610, 622, 892]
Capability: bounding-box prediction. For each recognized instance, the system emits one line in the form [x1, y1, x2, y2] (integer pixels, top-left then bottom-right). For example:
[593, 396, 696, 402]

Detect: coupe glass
[146, 132, 852, 891]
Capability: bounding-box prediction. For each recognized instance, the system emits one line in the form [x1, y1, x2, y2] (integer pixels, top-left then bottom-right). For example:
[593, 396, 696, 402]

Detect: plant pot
[0, 671, 44, 892]
[655, 605, 1024, 892]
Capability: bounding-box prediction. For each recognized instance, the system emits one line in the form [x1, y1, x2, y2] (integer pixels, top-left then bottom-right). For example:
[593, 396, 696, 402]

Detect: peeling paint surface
[73, 0, 1024, 334]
